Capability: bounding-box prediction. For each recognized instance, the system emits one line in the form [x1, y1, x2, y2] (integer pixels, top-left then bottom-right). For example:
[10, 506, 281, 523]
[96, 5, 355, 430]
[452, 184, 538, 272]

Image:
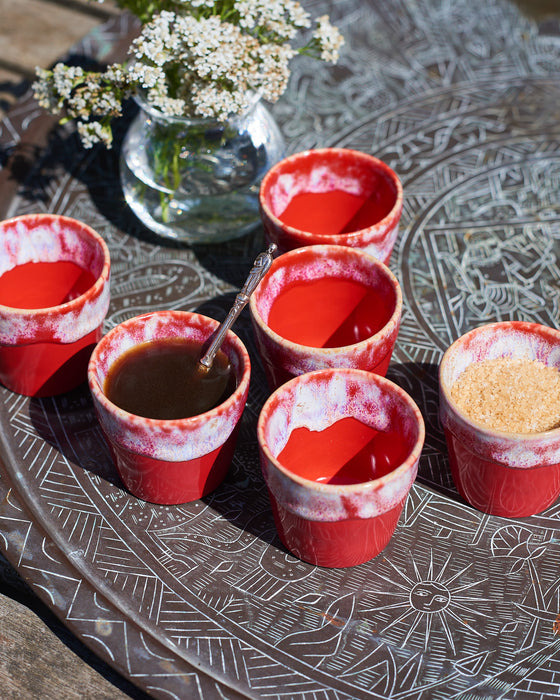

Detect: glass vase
[120, 97, 285, 244]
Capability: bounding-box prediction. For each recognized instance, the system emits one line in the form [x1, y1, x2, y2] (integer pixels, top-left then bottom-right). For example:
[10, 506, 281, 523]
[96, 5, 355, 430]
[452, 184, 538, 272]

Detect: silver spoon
[198, 243, 277, 372]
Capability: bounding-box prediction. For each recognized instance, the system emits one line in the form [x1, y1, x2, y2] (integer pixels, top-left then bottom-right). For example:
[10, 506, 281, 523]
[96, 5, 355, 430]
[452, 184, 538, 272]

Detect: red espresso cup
[439, 321, 560, 518]
[259, 148, 403, 262]
[249, 244, 402, 391]
[88, 310, 251, 505]
[257, 368, 425, 568]
[0, 214, 111, 397]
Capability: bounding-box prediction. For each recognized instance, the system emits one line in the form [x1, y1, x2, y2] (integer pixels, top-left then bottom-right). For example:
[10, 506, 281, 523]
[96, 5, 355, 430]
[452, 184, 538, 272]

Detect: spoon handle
[199, 243, 277, 369]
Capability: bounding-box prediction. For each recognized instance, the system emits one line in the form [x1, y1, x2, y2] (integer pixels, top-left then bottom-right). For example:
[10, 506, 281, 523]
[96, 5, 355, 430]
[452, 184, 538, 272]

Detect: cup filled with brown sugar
[439, 321, 560, 517]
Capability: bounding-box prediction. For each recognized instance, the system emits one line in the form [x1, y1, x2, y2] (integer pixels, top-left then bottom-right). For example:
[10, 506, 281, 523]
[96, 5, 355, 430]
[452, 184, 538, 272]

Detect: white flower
[76, 120, 112, 148]
[102, 64, 127, 86]
[127, 63, 166, 89]
[52, 64, 84, 98]
[236, 0, 310, 38]
[32, 0, 344, 148]
[313, 15, 344, 63]
[146, 91, 188, 117]
[256, 42, 294, 102]
[132, 11, 181, 66]
[33, 68, 62, 111]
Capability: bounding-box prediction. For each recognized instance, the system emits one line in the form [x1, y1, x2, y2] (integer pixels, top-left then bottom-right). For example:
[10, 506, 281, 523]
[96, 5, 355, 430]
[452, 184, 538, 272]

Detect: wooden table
[0, 552, 149, 699]
[1, 1, 560, 699]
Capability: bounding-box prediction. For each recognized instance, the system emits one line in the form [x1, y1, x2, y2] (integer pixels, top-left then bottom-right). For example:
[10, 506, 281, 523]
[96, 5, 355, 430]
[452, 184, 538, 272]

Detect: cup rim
[259, 147, 403, 243]
[257, 367, 425, 493]
[439, 320, 560, 441]
[249, 243, 402, 353]
[88, 309, 251, 429]
[0, 213, 111, 316]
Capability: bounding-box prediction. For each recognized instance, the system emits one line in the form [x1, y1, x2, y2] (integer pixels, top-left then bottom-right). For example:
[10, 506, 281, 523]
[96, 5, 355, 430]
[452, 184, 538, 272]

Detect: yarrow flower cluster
[33, 0, 344, 148]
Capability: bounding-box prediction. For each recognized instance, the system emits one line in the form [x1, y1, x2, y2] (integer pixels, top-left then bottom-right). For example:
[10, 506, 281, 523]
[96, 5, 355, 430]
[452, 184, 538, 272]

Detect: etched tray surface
[1, 1, 560, 698]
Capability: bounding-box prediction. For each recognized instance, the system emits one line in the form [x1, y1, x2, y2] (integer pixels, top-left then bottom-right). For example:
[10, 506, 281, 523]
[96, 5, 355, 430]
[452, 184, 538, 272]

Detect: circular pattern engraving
[1, 2, 560, 699]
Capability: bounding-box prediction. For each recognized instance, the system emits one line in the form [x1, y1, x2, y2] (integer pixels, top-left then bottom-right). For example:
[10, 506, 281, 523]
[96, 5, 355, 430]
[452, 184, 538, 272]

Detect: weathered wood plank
[0, 553, 149, 699]
[0, 0, 106, 77]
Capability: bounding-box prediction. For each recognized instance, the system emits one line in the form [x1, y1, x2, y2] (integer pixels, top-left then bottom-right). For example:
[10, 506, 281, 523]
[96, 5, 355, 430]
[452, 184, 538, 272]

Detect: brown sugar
[450, 357, 560, 433]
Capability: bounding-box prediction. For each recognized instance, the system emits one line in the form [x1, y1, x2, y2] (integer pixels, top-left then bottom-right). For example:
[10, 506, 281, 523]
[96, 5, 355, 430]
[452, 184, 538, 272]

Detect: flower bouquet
[32, 1, 344, 243]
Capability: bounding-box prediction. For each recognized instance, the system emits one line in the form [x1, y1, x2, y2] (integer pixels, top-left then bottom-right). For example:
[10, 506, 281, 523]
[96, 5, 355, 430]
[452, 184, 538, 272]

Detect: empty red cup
[87, 310, 251, 504]
[0, 214, 111, 396]
[259, 148, 403, 262]
[439, 321, 560, 517]
[257, 368, 425, 567]
[249, 244, 402, 391]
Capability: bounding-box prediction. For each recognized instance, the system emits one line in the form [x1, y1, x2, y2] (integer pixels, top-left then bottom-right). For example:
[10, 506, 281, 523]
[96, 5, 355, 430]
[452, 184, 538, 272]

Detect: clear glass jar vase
[120, 97, 285, 244]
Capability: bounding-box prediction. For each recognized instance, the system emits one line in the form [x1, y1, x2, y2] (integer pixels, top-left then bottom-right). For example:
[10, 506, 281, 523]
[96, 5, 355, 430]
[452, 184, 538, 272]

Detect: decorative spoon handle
[199, 243, 277, 370]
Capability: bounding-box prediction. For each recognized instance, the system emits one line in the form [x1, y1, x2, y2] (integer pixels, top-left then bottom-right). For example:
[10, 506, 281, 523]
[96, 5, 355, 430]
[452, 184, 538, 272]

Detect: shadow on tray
[25, 290, 277, 533]
[7, 87, 270, 290]
[386, 360, 457, 497]
[25, 340, 460, 557]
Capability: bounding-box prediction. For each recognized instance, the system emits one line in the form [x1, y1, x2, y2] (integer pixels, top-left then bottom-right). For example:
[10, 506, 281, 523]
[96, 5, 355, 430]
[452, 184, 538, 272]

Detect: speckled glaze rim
[259, 147, 403, 247]
[0, 214, 111, 344]
[87, 310, 251, 462]
[439, 321, 560, 465]
[257, 368, 425, 521]
[249, 244, 402, 357]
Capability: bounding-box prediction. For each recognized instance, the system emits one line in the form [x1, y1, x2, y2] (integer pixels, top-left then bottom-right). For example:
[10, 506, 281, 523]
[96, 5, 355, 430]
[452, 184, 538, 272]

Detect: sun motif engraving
[410, 580, 451, 613]
[364, 553, 492, 654]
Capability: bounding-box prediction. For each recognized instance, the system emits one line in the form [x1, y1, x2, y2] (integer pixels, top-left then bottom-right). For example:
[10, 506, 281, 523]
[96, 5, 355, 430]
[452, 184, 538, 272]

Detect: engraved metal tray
[1, 2, 560, 698]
